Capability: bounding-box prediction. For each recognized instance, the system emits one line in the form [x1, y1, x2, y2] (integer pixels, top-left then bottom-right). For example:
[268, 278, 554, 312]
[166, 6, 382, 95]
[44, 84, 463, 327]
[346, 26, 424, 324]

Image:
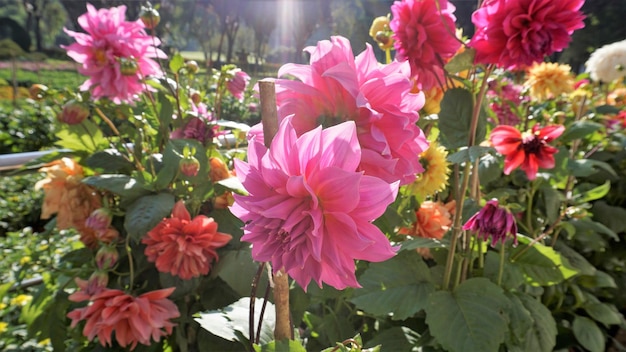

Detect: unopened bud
[95, 245, 119, 270]
[87, 270, 109, 292]
[29, 84, 48, 100]
[180, 157, 200, 177]
[119, 57, 139, 76]
[139, 7, 161, 29]
[96, 227, 120, 244]
[85, 208, 113, 232]
[58, 100, 89, 125]
[186, 60, 199, 74]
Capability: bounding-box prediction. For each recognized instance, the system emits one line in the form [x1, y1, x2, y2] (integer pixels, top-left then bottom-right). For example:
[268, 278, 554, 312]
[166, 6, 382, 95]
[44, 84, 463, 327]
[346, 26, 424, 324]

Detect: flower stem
[125, 234, 134, 289]
[443, 162, 471, 290]
[497, 242, 506, 286]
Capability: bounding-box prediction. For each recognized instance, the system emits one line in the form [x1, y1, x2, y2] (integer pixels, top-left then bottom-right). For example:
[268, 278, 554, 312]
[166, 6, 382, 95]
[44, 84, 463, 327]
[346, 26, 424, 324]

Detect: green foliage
[0, 99, 56, 153]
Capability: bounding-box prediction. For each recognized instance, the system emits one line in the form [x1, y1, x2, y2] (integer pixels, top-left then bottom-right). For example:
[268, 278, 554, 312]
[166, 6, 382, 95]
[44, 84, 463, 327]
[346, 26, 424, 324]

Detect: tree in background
[242, 1, 277, 70]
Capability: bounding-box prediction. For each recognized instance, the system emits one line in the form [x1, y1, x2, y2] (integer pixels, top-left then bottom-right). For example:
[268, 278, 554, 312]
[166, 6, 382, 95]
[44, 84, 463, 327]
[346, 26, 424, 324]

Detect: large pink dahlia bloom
[63, 4, 166, 103]
[390, 0, 461, 90]
[231, 117, 399, 290]
[469, 0, 585, 70]
[274, 36, 428, 186]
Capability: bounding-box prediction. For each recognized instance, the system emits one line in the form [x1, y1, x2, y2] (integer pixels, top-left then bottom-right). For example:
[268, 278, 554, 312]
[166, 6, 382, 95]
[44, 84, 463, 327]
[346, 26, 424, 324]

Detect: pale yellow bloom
[525, 62, 574, 101]
[409, 141, 450, 198]
[19, 256, 31, 265]
[369, 16, 394, 50]
[38, 338, 51, 346]
[0, 303, 7, 310]
[10, 294, 32, 306]
[0, 321, 7, 334]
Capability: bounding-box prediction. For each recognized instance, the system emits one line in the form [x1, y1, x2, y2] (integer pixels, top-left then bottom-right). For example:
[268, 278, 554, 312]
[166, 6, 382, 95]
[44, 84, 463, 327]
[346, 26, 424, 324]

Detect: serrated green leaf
[484, 251, 525, 290]
[478, 154, 502, 186]
[351, 251, 434, 320]
[439, 88, 485, 149]
[363, 327, 419, 351]
[503, 293, 534, 347]
[553, 241, 596, 276]
[560, 121, 604, 142]
[447, 148, 470, 164]
[85, 150, 135, 173]
[54, 119, 107, 153]
[572, 316, 605, 352]
[444, 48, 476, 74]
[510, 236, 578, 286]
[213, 248, 268, 298]
[169, 53, 185, 73]
[124, 193, 175, 242]
[257, 339, 307, 352]
[425, 278, 510, 352]
[507, 293, 557, 352]
[83, 175, 151, 205]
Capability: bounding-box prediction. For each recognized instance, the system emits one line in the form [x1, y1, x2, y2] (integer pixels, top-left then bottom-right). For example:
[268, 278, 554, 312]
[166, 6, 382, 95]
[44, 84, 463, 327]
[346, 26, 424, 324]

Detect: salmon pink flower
[67, 287, 179, 350]
[469, 0, 585, 70]
[226, 69, 250, 100]
[463, 199, 518, 246]
[63, 3, 166, 103]
[142, 201, 232, 280]
[390, 0, 461, 90]
[490, 124, 564, 180]
[274, 35, 428, 185]
[231, 117, 399, 290]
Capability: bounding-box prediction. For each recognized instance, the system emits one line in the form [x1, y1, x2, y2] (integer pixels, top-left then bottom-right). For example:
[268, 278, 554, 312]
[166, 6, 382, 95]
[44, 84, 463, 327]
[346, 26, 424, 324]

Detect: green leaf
[363, 327, 419, 351]
[196, 297, 275, 345]
[83, 175, 151, 205]
[213, 248, 268, 298]
[400, 237, 447, 251]
[509, 235, 578, 286]
[169, 52, 185, 72]
[506, 293, 557, 352]
[560, 121, 604, 142]
[54, 119, 108, 153]
[439, 88, 485, 149]
[216, 177, 247, 195]
[567, 159, 617, 178]
[484, 251, 525, 290]
[592, 201, 626, 234]
[570, 218, 620, 241]
[124, 193, 175, 242]
[444, 48, 476, 74]
[256, 339, 307, 352]
[539, 184, 561, 224]
[469, 145, 496, 161]
[553, 241, 596, 276]
[351, 251, 435, 320]
[85, 150, 135, 173]
[584, 302, 623, 327]
[478, 154, 503, 186]
[572, 316, 605, 352]
[447, 148, 469, 164]
[573, 181, 611, 204]
[503, 293, 534, 347]
[425, 278, 510, 352]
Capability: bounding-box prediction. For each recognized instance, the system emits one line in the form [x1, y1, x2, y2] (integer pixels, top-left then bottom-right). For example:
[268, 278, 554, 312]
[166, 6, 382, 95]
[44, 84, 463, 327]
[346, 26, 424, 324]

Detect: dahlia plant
[10, 0, 626, 351]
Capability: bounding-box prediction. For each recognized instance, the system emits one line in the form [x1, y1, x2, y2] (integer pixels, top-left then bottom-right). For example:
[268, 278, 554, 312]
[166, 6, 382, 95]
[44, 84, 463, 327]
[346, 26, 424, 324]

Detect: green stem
[125, 234, 134, 289]
[477, 237, 484, 269]
[497, 242, 506, 286]
[525, 187, 536, 237]
[443, 162, 471, 289]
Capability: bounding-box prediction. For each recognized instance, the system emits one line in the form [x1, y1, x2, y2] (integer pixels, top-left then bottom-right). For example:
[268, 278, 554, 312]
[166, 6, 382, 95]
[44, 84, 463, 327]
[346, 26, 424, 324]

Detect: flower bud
[85, 208, 113, 232]
[139, 7, 160, 29]
[95, 245, 119, 270]
[209, 157, 230, 182]
[190, 89, 202, 105]
[29, 84, 48, 100]
[180, 157, 200, 177]
[226, 70, 250, 100]
[58, 100, 89, 125]
[369, 16, 394, 50]
[119, 57, 139, 76]
[96, 227, 120, 244]
[186, 60, 199, 74]
[87, 270, 109, 293]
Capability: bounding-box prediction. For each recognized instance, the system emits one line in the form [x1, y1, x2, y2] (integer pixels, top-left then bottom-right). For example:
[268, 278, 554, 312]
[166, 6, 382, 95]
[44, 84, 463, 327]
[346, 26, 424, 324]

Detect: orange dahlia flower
[142, 201, 231, 280]
[401, 200, 456, 240]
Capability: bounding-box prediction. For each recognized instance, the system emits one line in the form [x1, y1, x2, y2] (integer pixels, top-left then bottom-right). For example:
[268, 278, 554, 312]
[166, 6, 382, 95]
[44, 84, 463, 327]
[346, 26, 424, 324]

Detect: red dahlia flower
[463, 199, 518, 247]
[469, 0, 585, 70]
[490, 124, 564, 180]
[143, 201, 232, 280]
[390, 0, 460, 90]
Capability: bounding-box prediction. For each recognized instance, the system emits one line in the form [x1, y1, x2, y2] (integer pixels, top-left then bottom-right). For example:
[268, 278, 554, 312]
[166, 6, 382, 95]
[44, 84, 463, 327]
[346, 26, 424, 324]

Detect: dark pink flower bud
[85, 208, 112, 231]
[180, 157, 200, 177]
[226, 70, 250, 100]
[95, 245, 119, 270]
[462, 199, 518, 247]
[58, 100, 89, 125]
[87, 270, 109, 293]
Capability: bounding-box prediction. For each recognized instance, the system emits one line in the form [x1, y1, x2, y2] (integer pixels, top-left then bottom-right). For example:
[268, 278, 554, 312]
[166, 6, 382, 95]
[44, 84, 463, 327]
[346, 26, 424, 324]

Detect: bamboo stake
[258, 79, 292, 341]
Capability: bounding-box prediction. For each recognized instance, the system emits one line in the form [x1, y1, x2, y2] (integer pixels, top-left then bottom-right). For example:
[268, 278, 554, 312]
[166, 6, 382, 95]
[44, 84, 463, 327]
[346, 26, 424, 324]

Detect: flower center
[93, 48, 108, 67]
[521, 132, 543, 155]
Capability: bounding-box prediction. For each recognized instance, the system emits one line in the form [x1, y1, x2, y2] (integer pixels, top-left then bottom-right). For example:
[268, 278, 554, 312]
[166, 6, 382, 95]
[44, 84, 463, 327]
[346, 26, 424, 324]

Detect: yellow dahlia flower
[409, 141, 450, 198]
[525, 62, 574, 101]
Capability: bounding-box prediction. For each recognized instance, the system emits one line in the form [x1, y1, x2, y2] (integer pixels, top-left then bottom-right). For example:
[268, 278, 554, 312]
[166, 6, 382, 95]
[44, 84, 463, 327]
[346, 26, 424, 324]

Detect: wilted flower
[58, 100, 89, 125]
[463, 199, 518, 246]
[469, 0, 585, 70]
[226, 69, 250, 100]
[585, 40, 626, 83]
[490, 124, 564, 180]
[390, 0, 460, 90]
[369, 16, 394, 50]
[274, 35, 428, 185]
[409, 141, 450, 199]
[67, 287, 179, 350]
[143, 201, 232, 280]
[525, 62, 574, 100]
[35, 158, 102, 248]
[63, 4, 166, 103]
[231, 117, 399, 290]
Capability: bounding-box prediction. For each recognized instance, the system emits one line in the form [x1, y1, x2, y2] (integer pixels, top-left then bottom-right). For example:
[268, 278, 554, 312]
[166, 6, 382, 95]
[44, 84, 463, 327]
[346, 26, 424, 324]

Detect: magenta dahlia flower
[63, 3, 166, 103]
[231, 117, 399, 290]
[390, 0, 461, 90]
[463, 199, 518, 247]
[274, 36, 428, 186]
[469, 0, 585, 70]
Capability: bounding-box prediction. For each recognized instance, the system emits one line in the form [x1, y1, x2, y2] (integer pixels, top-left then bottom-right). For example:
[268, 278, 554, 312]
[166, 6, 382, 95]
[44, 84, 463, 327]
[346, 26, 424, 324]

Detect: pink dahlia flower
[390, 0, 461, 90]
[490, 124, 564, 180]
[63, 3, 166, 103]
[231, 117, 399, 290]
[226, 69, 250, 100]
[67, 287, 179, 350]
[274, 36, 428, 185]
[143, 201, 232, 280]
[469, 0, 585, 70]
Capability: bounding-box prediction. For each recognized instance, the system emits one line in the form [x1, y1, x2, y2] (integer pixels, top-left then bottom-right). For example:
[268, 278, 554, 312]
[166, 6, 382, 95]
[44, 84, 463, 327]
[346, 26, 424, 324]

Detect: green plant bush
[0, 173, 45, 237]
[0, 100, 57, 154]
